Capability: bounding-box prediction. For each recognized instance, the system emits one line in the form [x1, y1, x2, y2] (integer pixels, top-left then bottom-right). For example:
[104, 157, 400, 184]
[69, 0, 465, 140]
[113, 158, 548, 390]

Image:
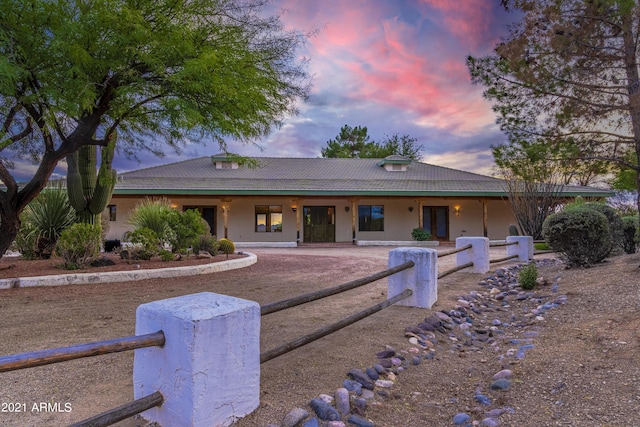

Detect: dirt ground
[0, 246, 639, 427]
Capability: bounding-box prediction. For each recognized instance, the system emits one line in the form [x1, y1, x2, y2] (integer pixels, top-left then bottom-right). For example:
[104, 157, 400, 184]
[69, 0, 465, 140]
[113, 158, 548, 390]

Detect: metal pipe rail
[437, 261, 474, 279]
[0, 331, 165, 373]
[260, 289, 413, 364]
[437, 244, 472, 258]
[261, 261, 415, 316]
[68, 391, 164, 427]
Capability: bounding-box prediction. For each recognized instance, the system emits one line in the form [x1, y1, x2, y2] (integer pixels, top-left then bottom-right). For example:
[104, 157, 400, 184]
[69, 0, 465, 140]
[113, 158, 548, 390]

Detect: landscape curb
[0, 252, 257, 289]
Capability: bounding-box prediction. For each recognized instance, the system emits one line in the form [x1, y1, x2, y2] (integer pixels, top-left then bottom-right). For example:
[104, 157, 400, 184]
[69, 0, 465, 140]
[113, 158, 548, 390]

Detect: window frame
[255, 205, 283, 232]
[358, 205, 384, 232]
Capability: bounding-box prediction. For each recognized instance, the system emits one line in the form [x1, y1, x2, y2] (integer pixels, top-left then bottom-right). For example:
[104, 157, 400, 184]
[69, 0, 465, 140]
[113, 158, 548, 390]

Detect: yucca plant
[20, 184, 76, 259]
[127, 198, 174, 246]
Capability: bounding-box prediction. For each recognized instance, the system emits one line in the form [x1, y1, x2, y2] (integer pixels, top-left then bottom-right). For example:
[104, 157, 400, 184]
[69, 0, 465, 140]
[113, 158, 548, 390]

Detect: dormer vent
[211, 153, 239, 170]
[376, 155, 411, 172]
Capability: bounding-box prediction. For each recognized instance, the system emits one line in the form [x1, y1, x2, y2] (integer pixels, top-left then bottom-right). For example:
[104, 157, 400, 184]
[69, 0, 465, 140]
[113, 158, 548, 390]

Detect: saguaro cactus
[67, 132, 117, 225]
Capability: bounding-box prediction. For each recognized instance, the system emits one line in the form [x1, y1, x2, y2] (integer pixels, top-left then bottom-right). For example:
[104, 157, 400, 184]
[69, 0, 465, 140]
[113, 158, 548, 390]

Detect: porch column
[417, 200, 424, 229]
[349, 199, 357, 243]
[221, 198, 232, 239]
[482, 199, 488, 238]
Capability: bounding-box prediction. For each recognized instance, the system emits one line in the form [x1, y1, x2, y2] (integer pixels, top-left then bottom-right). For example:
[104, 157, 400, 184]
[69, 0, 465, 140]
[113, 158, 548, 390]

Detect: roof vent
[211, 153, 239, 170]
[376, 155, 411, 172]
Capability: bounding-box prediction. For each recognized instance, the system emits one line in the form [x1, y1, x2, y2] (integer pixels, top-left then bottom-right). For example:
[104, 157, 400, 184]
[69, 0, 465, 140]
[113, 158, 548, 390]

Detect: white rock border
[0, 252, 257, 289]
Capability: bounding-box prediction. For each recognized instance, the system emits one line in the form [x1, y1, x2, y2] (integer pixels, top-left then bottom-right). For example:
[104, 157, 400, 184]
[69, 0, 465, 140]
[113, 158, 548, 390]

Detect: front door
[422, 206, 449, 241]
[303, 206, 336, 242]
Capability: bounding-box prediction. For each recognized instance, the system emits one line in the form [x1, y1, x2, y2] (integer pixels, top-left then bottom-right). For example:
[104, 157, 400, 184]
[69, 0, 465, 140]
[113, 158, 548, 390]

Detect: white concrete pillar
[133, 292, 260, 427]
[506, 235, 534, 261]
[456, 237, 490, 273]
[388, 247, 438, 308]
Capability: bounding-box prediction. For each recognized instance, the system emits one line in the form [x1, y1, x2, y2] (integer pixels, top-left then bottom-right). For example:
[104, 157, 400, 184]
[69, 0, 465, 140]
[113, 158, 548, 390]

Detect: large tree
[321, 124, 423, 160]
[0, 0, 310, 258]
[468, 0, 640, 224]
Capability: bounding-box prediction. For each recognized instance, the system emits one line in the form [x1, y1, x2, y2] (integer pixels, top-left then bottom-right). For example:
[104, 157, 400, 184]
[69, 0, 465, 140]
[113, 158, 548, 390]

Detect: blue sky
[13, 0, 517, 181]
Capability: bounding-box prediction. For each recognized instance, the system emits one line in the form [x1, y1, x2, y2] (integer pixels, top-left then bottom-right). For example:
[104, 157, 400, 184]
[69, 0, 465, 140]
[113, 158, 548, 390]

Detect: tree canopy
[468, 0, 640, 215]
[321, 125, 423, 160]
[0, 0, 311, 257]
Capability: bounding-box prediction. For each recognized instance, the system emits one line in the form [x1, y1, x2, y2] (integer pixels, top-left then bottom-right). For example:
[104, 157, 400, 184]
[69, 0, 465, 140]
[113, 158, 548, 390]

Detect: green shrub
[127, 227, 160, 260]
[56, 223, 101, 270]
[159, 249, 174, 261]
[196, 234, 218, 256]
[534, 242, 550, 251]
[508, 224, 520, 236]
[543, 207, 610, 267]
[218, 238, 235, 258]
[411, 227, 432, 241]
[519, 262, 538, 290]
[20, 185, 76, 259]
[166, 209, 206, 253]
[621, 215, 639, 254]
[15, 223, 39, 260]
[574, 202, 624, 255]
[127, 198, 174, 244]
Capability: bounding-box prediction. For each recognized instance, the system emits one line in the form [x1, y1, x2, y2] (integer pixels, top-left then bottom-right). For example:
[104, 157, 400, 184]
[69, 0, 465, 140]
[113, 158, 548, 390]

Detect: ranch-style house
[105, 154, 612, 246]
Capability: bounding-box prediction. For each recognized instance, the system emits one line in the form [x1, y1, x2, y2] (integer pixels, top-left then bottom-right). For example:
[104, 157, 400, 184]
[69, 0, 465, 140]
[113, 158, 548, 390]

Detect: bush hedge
[621, 215, 639, 254]
[56, 223, 101, 270]
[542, 207, 610, 267]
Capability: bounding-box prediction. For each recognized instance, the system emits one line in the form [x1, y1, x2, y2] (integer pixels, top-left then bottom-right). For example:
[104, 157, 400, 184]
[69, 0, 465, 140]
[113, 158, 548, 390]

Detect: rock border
[0, 252, 257, 289]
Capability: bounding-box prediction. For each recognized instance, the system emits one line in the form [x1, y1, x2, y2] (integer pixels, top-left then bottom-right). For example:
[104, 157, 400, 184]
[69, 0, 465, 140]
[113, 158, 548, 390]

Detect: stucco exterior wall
[105, 195, 518, 244]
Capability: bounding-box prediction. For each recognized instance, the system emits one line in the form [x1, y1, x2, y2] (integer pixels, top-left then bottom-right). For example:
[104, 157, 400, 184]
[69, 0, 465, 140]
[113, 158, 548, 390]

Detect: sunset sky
[14, 0, 518, 180]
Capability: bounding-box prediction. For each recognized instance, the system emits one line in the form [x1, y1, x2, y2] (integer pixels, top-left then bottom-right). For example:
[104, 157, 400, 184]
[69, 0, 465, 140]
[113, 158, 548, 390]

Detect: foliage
[543, 208, 611, 267]
[56, 223, 101, 270]
[518, 262, 538, 290]
[14, 224, 39, 260]
[572, 202, 624, 256]
[126, 227, 160, 260]
[159, 249, 174, 262]
[127, 198, 174, 245]
[508, 224, 520, 236]
[0, 0, 311, 259]
[621, 215, 639, 254]
[19, 185, 76, 259]
[218, 238, 235, 259]
[411, 228, 432, 241]
[534, 242, 550, 251]
[468, 0, 640, 232]
[321, 125, 423, 160]
[166, 209, 206, 253]
[196, 235, 219, 256]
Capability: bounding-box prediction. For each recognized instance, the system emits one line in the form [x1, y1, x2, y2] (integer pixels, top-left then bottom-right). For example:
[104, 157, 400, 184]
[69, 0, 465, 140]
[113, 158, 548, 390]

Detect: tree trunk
[0, 212, 21, 258]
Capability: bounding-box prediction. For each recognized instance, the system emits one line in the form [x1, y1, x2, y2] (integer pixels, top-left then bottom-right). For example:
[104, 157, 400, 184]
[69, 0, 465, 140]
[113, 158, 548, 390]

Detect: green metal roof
[113, 156, 614, 198]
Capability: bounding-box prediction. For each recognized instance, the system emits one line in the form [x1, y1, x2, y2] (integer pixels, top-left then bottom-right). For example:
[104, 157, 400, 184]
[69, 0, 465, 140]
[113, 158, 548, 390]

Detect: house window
[107, 205, 116, 221]
[358, 205, 384, 231]
[255, 205, 283, 232]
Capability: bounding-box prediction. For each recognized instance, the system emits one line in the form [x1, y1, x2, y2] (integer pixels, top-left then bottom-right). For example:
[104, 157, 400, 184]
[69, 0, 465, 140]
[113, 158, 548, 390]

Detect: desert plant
[14, 223, 39, 260]
[66, 132, 117, 225]
[127, 198, 174, 245]
[218, 238, 235, 259]
[56, 223, 101, 270]
[519, 262, 538, 290]
[543, 207, 611, 267]
[20, 184, 76, 259]
[196, 234, 218, 256]
[508, 224, 520, 236]
[411, 227, 432, 241]
[621, 215, 639, 254]
[127, 227, 160, 260]
[159, 249, 174, 261]
[166, 209, 206, 253]
[534, 241, 550, 251]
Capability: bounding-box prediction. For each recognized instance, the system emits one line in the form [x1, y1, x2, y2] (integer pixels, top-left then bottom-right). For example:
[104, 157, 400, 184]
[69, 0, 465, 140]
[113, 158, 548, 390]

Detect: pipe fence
[0, 332, 166, 426]
[0, 236, 535, 427]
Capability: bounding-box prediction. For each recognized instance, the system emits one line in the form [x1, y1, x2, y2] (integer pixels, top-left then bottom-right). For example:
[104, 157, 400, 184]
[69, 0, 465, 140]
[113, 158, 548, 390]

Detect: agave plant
[20, 184, 76, 259]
